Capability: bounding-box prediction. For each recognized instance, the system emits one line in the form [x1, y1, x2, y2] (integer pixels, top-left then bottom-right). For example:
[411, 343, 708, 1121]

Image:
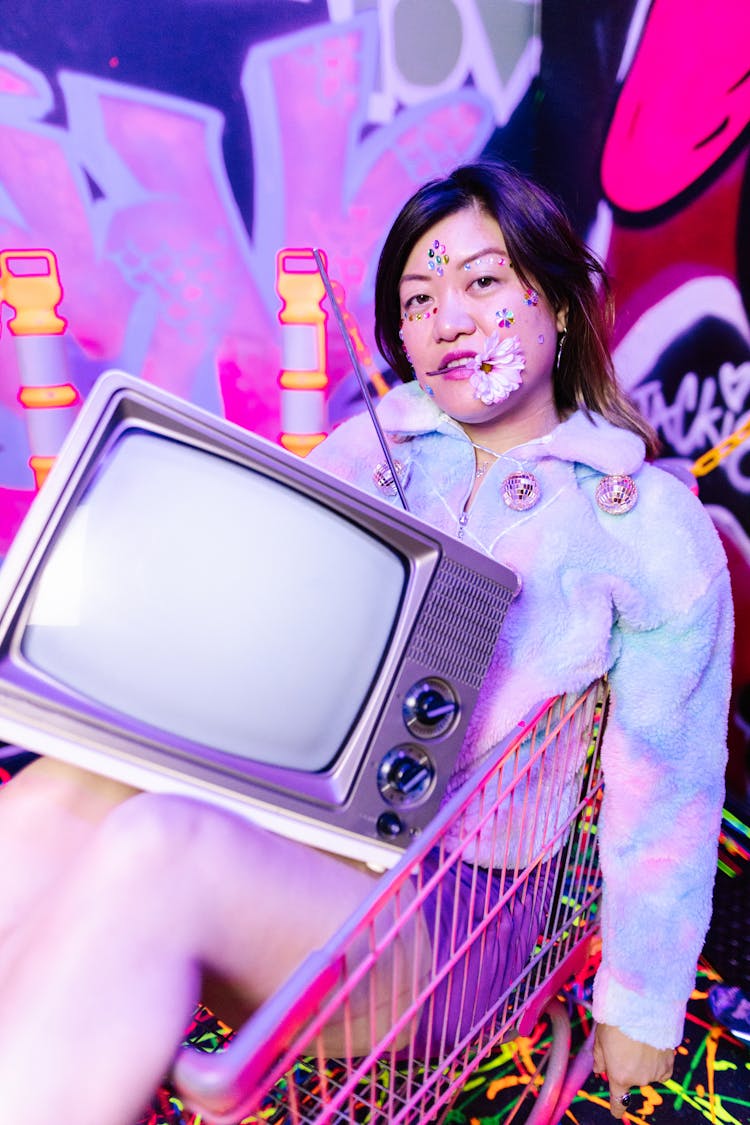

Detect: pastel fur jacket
[310, 381, 733, 1051]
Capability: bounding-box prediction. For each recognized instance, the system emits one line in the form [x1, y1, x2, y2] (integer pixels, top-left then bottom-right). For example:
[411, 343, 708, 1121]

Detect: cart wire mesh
[174, 678, 609, 1125]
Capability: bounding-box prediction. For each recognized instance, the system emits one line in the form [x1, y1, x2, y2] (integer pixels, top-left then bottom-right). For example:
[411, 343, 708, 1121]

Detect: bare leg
[0, 791, 414, 1125]
[0, 756, 138, 942]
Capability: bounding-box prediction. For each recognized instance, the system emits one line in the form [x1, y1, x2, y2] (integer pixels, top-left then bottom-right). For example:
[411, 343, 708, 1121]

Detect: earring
[555, 330, 567, 371]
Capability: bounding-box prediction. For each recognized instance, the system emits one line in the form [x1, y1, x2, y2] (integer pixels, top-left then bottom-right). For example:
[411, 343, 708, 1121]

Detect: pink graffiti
[601, 0, 750, 213]
[0, 14, 494, 551]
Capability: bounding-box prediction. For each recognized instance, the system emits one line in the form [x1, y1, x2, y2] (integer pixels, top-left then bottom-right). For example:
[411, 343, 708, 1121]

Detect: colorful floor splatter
[449, 962, 750, 1124]
[2, 746, 748, 1124]
[132, 800, 750, 1125]
[131, 957, 749, 1125]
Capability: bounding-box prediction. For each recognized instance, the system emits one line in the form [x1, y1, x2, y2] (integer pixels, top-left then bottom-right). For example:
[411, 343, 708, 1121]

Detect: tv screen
[0, 373, 520, 866]
[23, 429, 406, 772]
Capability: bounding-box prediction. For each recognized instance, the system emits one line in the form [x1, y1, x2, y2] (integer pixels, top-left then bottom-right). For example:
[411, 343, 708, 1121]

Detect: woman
[0, 161, 732, 1123]
[311, 160, 733, 1115]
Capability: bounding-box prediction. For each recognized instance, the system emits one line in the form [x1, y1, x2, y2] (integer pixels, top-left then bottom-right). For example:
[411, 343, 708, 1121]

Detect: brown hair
[374, 160, 659, 458]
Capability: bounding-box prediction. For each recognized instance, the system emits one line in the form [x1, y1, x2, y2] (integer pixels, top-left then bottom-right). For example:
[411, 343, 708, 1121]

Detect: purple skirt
[410, 848, 554, 1056]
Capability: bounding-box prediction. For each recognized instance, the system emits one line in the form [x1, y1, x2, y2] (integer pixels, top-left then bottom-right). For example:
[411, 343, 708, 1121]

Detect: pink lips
[425, 351, 476, 379]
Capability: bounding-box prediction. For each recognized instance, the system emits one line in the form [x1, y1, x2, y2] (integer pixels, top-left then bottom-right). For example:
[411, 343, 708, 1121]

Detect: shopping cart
[172, 678, 609, 1125]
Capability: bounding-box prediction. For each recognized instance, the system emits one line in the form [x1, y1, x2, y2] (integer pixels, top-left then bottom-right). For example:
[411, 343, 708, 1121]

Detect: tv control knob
[377, 811, 404, 838]
[403, 678, 459, 739]
[377, 746, 436, 806]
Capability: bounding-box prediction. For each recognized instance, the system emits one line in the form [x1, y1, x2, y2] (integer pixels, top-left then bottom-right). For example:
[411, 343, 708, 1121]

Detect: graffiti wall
[0, 0, 539, 524]
[0, 0, 748, 783]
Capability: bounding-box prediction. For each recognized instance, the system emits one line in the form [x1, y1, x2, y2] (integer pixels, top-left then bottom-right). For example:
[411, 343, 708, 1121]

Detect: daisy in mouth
[468, 331, 526, 405]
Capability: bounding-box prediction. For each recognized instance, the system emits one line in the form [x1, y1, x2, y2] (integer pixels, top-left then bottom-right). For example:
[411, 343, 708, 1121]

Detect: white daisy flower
[469, 331, 526, 405]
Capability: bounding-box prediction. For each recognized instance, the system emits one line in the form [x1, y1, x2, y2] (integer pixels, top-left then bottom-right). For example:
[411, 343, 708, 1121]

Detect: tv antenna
[313, 249, 410, 513]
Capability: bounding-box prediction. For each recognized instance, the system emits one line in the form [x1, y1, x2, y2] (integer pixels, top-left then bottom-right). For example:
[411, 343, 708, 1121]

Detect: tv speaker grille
[407, 559, 515, 689]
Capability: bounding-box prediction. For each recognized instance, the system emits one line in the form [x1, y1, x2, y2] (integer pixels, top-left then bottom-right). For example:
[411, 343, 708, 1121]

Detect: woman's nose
[433, 292, 476, 340]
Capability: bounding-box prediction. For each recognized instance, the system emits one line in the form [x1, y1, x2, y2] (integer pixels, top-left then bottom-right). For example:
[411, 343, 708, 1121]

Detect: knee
[86, 792, 270, 893]
[84, 791, 210, 889]
[78, 793, 274, 947]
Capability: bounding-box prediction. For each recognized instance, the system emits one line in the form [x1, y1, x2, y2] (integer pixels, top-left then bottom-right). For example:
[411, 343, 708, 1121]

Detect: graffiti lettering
[0, 10, 494, 525]
[0, 12, 498, 551]
[631, 363, 750, 491]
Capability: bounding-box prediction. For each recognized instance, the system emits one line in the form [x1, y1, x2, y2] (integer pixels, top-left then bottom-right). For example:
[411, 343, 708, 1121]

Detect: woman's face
[398, 205, 566, 438]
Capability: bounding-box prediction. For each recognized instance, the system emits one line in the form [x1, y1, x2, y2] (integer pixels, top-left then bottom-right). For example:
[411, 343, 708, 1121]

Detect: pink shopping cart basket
[173, 678, 609, 1125]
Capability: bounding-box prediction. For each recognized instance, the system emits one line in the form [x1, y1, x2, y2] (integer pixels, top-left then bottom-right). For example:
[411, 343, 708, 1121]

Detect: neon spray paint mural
[0, 3, 748, 1120]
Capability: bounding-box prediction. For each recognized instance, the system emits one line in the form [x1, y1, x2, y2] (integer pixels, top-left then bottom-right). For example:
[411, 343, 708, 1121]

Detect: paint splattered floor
[132, 958, 748, 1125]
[447, 963, 750, 1124]
[134, 802, 750, 1125]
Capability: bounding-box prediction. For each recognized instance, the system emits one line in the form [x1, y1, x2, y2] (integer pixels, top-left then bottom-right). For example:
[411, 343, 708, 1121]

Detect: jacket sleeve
[591, 488, 734, 1048]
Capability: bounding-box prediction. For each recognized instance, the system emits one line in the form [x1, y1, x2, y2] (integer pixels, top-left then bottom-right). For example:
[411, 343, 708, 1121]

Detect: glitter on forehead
[495, 308, 515, 327]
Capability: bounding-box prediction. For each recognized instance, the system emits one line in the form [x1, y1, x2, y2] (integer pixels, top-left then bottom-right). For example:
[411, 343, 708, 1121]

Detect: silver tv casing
[0, 372, 520, 868]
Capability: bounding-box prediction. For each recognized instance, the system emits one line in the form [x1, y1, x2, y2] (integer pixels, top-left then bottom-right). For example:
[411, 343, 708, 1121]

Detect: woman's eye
[473, 275, 497, 290]
[404, 293, 431, 310]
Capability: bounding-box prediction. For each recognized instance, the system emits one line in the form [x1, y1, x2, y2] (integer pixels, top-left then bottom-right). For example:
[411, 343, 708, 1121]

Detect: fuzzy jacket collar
[377, 381, 646, 477]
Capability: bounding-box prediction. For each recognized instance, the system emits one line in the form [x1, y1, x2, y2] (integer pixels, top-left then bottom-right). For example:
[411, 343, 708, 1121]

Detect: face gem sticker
[427, 239, 449, 276]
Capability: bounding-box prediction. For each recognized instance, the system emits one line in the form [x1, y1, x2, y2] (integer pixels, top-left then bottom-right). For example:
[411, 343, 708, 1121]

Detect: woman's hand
[593, 1023, 675, 1118]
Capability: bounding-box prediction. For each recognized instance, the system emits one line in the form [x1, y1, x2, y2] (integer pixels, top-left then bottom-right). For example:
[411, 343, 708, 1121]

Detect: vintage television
[0, 372, 520, 867]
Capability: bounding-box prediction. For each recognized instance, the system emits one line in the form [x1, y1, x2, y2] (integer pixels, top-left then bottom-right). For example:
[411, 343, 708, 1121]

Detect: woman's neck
[457, 401, 561, 458]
